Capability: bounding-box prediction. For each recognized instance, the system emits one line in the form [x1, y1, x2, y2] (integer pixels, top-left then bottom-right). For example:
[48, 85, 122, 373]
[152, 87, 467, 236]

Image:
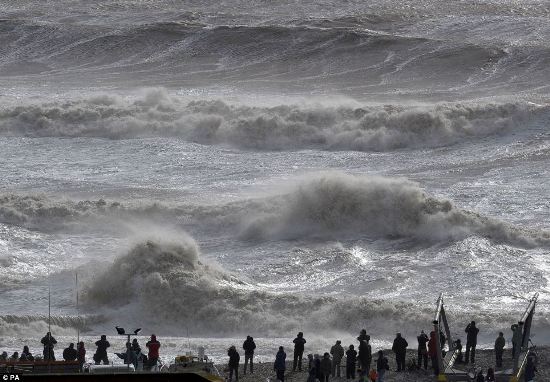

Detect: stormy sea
[1, 0, 550, 363]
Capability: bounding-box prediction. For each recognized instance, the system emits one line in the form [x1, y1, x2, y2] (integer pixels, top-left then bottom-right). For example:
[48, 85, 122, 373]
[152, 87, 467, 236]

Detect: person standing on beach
[391, 332, 408, 372]
[376, 350, 389, 382]
[227, 345, 240, 382]
[417, 330, 429, 370]
[292, 332, 306, 372]
[428, 331, 439, 375]
[465, 321, 479, 364]
[345, 344, 357, 380]
[146, 334, 161, 369]
[494, 332, 505, 367]
[358, 336, 372, 373]
[330, 340, 344, 377]
[242, 335, 256, 375]
[41, 331, 57, 361]
[274, 346, 286, 382]
[77, 342, 86, 371]
[524, 356, 537, 382]
[94, 335, 110, 365]
[63, 343, 78, 361]
[320, 352, 332, 382]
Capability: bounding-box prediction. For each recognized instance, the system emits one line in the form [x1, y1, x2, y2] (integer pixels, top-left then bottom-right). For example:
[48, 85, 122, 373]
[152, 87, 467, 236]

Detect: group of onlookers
[225, 323, 538, 382]
[0, 332, 161, 372]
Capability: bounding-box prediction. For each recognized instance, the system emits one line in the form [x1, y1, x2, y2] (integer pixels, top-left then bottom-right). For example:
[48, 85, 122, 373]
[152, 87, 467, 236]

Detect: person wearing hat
[330, 340, 344, 377]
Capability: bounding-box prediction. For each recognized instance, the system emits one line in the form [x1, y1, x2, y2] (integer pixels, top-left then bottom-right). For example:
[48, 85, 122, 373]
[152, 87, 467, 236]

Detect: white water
[1, 0, 550, 362]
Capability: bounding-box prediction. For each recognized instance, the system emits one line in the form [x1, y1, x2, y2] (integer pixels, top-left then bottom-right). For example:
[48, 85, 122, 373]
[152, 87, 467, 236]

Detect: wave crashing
[0, 89, 540, 151]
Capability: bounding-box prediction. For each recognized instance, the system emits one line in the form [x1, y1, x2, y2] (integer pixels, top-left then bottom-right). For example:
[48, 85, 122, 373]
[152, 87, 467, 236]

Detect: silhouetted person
[330, 340, 344, 377]
[358, 336, 372, 373]
[511, 324, 521, 359]
[77, 342, 86, 371]
[454, 339, 463, 363]
[0, 352, 7, 361]
[10, 352, 18, 361]
[94, 335, 110, 365]
[227, 345, 239, 382]
[465, 321, 479, 364]
[274, 346, 286, 382]
[376, 350, 389, 382]
[131, 339, 141, 354]
[392, 332, 408, 372]
[494, 332, 505, 367]
[63, 343, 78, 361]
[417, 330, 429, 369]
[428, 331, 439, 375]
[476, 370, 484, 382]
[524, 356, 537, 382]
[486, 367, 495, 382]
[146, 334, 160, 369]
[41, 332, 57, 361]
[320, 352, 332, 382]
[357, 329, 370, 343]
[314, 354, 322, 381]
[345, 344, 357, 380]
[242, 335, 256, 375]
[292, 332, 306, 372]
[20, 346, 33, 361]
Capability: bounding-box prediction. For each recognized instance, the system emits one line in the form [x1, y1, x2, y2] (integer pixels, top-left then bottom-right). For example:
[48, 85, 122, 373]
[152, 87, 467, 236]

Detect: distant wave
[0, 88, 542, 151]
[0, 314, 104, 336]
[3, 173, 550, 249]
[239, 173, 550, 248]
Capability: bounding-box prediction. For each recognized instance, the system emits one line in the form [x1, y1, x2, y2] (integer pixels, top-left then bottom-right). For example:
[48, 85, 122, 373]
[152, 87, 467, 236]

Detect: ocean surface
[1, 0, 550, 362]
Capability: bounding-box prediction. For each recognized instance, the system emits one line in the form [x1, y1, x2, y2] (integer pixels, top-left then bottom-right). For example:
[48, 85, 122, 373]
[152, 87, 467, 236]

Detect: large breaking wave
[0, 89, 542, 151]
[2, 173, 550, 249]
[81, 237, 549, 336]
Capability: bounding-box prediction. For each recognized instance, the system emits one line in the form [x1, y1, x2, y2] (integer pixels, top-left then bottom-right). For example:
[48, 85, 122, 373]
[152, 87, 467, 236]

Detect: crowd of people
[0, 331, 161, 372]
[224, 323, 538, 382]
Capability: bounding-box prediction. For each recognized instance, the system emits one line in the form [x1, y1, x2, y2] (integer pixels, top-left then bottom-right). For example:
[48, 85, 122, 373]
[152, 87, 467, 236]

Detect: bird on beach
[116, 326, 125, 335]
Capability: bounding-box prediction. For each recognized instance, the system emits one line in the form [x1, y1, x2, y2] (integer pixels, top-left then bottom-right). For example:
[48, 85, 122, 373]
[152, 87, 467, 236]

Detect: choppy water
[1, 0, 550, 361]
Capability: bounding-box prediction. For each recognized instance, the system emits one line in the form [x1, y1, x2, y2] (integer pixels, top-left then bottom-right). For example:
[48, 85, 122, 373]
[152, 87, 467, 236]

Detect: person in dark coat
[494, 332, 505, 367]
[376, 350, 389, 382]
[41, 332, 57, 361]
[454, 339, 464, 363]
[391, 333, 408, 372]
[417, 330, 429, 370]
[345, 344, 357, 380]
[465, 321, 479, 364]
[63, 343, 78, 361]
[227, 345, 240, 382]
[486, 368, 496, 382]
[357, 329, 370, 343]
[20, 346, 33, 361]
[330, 340, 344, 377]
[274, 346, 286, 382]
[428, 331, 439, 375]
[358, 337, 372, 373]
[94, 335, 110, 365]
[292, 332, 306, 372]
[242, 335, 256, 375]
[476, 370, 485, 382]
[320, 352, 332, 382]
[77, 342, 86, 370]
[314, 354, 322, 380]
[524, 356, 537, 381]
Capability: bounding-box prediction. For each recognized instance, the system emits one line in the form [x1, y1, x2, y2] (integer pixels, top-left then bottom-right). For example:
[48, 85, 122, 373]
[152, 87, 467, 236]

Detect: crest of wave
[81, 235, 438, 335]
[240, 172, 550, 248]
[0, 88, 541, 151]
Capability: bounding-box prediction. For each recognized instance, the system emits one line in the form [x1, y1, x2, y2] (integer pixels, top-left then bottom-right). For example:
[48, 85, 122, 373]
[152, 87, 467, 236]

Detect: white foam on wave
[0, 88, 542, 151]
